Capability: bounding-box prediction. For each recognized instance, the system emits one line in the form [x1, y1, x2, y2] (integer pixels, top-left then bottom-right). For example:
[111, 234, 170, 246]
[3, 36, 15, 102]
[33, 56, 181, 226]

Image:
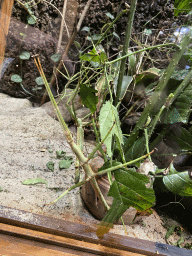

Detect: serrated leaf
[108, 168, 155, 209]
[19, 51, 30, 60]
[11, 74, 22, 83]
[163, 171, 192, 196]
[97, 199, 127, 238]
[99, 101, 123, 157]
[22, 178, 47, 185]
[79, 84, 98, 113]
[51, 53, 61, 63]
[166, 126, 192, 151]
[124, 136, 146, 162]
[35, 76, 44, 85]
[97, 167, 155, 237]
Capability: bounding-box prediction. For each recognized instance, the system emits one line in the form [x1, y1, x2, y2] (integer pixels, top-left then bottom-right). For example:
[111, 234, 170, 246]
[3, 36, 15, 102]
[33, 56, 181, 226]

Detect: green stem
[75, 118, 84, 184]
[96, 10, 129, 47]
[144, 129, 151, 161]
[107, 43, 180, 65]
[87, 121, 115, 162]
[47, 151, 152, 205]
[114, 0, 137, 106]
[166, 69, 192, 108]
[123, 33, 191, 154]
[34, 56, 109, 211]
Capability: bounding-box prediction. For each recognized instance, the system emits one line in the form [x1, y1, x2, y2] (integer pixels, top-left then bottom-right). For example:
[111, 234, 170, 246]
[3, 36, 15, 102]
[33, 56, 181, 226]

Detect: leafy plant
[32, 0, 192, 239]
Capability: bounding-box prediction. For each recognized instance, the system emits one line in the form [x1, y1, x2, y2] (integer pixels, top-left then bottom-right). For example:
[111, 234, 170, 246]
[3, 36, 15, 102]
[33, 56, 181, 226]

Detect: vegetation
[1, 0, 192, 239]
[34, 0, 192, 237]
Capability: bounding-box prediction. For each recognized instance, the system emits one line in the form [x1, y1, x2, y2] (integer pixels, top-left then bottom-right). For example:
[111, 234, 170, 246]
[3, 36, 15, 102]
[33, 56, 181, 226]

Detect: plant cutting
[33, 0, 192, 238]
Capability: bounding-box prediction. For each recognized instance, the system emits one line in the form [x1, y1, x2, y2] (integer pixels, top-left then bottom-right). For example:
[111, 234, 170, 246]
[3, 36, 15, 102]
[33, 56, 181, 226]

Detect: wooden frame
[0, 205, 191, 255]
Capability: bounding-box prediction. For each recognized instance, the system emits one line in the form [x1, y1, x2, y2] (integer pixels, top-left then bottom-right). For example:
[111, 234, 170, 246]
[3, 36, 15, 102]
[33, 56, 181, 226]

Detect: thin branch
[77, 0, 92, 32]
[57, 0, 69, 52]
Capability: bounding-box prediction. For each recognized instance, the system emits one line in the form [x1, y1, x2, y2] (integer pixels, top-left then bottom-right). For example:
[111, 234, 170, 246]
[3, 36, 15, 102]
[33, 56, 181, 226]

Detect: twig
[77, 0, 92, 32]
[57, 0, 69, 52]
[43, 0, 69, 38]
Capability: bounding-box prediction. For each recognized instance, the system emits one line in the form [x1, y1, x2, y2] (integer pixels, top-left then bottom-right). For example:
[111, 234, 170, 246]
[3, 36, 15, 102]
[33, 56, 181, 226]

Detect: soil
[0, 0, 192, 250]
[1, 92, 192, 248]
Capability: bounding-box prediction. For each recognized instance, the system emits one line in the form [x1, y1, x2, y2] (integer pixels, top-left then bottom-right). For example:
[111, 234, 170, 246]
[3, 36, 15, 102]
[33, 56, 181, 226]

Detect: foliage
[99, 101, 123, 157]
[174, 0, 192, 17]
[30, 0, 192, 238]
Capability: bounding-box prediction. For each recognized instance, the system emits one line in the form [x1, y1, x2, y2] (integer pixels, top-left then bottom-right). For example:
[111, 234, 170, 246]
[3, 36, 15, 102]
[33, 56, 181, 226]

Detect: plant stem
[123, 33, 191, 154]
[34, 55, 109, 210]
[46, 150, 153, 205]
[144, 129, 151, 161]
[114, 0, 137, 106]
[107, 43, 180, 65]
[95, 9, 129, 47]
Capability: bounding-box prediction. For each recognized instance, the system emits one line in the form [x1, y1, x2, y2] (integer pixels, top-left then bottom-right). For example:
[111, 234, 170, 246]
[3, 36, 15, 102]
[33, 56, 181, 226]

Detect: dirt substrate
[0, 93, 191, 249]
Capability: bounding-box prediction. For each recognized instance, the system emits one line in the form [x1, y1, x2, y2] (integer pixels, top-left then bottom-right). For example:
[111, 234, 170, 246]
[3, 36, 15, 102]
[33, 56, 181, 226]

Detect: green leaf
[80, 47, 107, 67]
[11, 74, 22, 83]
[27, 14, 37, 24]
[80, 48, 99, 62]
[46, 161, 54, 172]
[97, 199, 128, 238]
[0, 187, 3, 192]
[113, 32, 120, 40]
[174, 0, 192, 16]
[19, 51, 30, 60]
[99, 101, 123, 157]
[35, 77, 44, 85]
[59, 159, 73, 169]
[163, 171, 192, 196]
[81, 26, 90, 32]
[128, 50, 136, 75]
[165, 225, 177, 240]
[97, 167, 155, 237]
[143, 29, 152, 36]
[105, 12, 114, 19]
[22, 178, 47, 185]
[162, 81, 192, 124]
[114, 75, 133, 100]
[51, 53, 61, 63]
[91, 34, 102, 41]
[79, 84, 98, 113]
[56, 150, 66, 159]
[124, 136, 146, 162]
[108, 168, 155, 210]
[167, 126, 192, 151]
